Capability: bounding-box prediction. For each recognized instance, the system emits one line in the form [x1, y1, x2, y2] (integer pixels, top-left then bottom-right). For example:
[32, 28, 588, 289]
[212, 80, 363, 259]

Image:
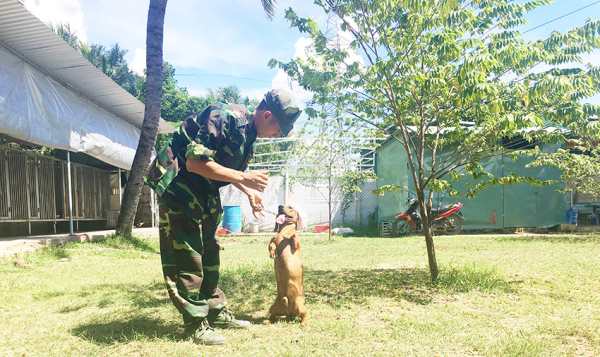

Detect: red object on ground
[216, 227, 229, 236]
[313, 224, 330, 233]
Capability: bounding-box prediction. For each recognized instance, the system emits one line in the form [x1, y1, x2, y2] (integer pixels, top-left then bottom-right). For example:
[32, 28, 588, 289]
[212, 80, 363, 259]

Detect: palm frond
[261, 0, 276, 19]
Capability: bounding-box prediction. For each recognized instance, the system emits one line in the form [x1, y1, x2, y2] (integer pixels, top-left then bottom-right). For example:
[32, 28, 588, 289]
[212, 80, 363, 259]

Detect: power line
[524, 0, 600, 34]
[176, 3, 600, 88]
[175, 71, 272, 84]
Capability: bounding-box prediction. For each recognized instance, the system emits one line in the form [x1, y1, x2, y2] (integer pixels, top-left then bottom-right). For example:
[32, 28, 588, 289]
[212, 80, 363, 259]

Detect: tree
[52, 24, 82, 50]
[340, 169, 376, 223]
[116, 0, 279, 236]
[272, 0, 600, 281]
[52, 22, 235, 119]
[53, 24, 145, 98]
[290, 113, 376, 240]
[116, 0, 167, 237]
[209, 85, 242, 104]
[531, 136, 600, 199]
[157, 62, 198, 121]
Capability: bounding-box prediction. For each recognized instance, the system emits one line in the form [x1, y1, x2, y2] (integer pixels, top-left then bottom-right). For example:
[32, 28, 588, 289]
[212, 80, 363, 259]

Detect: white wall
[220, 175, 378, 232]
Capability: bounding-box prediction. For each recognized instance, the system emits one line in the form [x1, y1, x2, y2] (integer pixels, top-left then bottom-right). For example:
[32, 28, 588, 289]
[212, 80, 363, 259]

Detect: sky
[23, 0, 600, 105]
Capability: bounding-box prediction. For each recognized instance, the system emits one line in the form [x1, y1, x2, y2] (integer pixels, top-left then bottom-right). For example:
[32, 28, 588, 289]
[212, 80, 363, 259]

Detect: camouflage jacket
[147, 103, 257, 218]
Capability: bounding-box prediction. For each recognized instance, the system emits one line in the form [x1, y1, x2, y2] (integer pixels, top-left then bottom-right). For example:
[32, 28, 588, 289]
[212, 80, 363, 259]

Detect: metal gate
[0, 147, 110, 234]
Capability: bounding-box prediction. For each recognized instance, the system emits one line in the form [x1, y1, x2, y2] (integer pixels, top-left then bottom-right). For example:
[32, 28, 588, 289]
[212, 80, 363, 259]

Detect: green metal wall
[376, 140, 569, 229]
[376, 139, 409, 221]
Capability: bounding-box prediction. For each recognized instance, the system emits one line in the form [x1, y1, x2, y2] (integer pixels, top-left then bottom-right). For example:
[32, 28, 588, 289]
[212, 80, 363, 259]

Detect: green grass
[1, 233, 600, 356]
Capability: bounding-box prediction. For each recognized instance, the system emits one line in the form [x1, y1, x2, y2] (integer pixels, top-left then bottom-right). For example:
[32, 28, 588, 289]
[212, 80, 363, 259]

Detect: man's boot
[185, 319, 225, 345]
[209, 307, 251, 329]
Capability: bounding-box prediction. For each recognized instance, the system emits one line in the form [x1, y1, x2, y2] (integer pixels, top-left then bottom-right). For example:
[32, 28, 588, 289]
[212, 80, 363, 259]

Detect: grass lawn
[1, 233, 600, 356]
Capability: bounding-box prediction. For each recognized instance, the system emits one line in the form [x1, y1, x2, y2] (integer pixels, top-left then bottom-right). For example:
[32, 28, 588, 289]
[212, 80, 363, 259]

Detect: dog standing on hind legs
[268, 205, 307, 324]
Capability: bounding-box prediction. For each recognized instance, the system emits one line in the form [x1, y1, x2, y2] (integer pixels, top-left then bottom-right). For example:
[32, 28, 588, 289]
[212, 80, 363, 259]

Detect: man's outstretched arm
[186, 158, 268, 192]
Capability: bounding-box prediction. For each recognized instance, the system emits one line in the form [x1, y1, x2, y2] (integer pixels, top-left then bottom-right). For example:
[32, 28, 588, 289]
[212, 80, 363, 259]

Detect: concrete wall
[220, 175, 378, 232]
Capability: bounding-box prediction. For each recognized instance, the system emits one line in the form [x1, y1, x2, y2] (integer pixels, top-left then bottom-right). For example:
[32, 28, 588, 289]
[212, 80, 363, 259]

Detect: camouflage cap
[263, 89, 301, 136]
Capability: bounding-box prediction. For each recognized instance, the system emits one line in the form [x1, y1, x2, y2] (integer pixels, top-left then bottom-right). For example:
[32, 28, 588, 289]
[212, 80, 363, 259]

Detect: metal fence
[0, 147, 110, 234]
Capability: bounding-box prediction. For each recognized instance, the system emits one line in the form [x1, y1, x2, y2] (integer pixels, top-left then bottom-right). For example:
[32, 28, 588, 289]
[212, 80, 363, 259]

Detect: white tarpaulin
[0, 44, 141, 170]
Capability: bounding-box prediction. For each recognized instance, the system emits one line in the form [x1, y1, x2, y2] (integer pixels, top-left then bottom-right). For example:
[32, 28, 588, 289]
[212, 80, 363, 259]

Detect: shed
[375, 134, 571, 231]
[0, 0, 167, 236]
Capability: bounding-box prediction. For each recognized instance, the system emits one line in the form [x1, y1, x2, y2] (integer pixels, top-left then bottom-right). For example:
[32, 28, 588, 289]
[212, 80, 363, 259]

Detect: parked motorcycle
[394, 198, 464, 235]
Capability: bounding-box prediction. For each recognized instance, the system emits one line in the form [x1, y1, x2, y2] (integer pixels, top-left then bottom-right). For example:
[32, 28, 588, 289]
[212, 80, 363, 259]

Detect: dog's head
[276, 205, 301, 229]
[279, 205, 300, 224]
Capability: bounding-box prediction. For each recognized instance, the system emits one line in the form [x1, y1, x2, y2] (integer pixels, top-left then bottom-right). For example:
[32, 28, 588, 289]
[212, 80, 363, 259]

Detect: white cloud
[163, 26, 267, 71]
[335, 20, 364, 67]
[582, 50, 600, 67]
[270, 37, 314, 108]
[293, 37, 315, 61]
[268, 23, 363, 109]
[24, 0, 87, 42]
[188, 87, 210, 98]
[271, 69, 312, 108]
[129, 48, 146, 76]
[241, 88, 270, 101]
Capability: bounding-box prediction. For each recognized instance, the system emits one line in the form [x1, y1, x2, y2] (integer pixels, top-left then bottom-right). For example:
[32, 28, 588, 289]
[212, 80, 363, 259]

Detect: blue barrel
[223, 205, 242, 233]
[565, 207, 578, 225]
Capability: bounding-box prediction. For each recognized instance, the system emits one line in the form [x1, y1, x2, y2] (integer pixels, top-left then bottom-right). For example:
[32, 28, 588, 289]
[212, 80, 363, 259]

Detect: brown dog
[268, 205, 307, 324]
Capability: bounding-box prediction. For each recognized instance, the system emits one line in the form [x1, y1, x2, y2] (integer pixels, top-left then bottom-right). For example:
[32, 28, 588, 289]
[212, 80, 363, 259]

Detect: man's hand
[241, 170, 269, 192]
[186, 160, 268, 191]
[247, 191, 264, 218]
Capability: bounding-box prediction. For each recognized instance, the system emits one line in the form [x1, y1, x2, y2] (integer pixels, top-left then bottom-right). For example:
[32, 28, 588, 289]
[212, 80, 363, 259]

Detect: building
[375, 134, 582, 231]
[0, 0, 168, 237]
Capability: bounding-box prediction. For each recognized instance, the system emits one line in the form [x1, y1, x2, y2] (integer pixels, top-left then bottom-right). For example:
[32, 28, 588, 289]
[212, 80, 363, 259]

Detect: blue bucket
[565, 207, 578, 225]
[223, 205, 242, 233]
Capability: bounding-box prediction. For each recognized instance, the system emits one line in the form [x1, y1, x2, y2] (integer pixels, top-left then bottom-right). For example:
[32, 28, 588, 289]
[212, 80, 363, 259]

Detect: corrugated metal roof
[0, 0, 170, 133]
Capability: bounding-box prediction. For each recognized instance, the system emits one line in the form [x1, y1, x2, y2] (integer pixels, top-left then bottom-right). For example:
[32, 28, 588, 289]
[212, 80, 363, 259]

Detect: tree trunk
[328, 163, 332, 241]
[417, 190, 439, 282]
[116, 0, 167, 237]
[422, 219, 439, 282]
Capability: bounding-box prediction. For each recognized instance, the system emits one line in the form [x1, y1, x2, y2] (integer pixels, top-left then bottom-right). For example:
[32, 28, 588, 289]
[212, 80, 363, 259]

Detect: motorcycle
[394, 198, 464, 235]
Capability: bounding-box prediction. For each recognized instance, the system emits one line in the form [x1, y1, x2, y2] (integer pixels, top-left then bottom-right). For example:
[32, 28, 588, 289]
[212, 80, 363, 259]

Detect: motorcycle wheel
[451, 215, 464, 234]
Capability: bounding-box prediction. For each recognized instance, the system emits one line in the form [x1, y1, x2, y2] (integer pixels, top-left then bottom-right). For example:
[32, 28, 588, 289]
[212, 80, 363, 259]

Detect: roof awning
[0, 0, 171, 170]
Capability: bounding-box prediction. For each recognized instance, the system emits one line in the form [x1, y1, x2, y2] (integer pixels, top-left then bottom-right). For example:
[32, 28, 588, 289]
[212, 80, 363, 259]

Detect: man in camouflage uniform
[146, 89, 300, 345]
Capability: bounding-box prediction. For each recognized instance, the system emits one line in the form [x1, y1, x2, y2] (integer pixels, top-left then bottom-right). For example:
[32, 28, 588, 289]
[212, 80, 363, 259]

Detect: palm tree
[116, 0, 277, 237]
[52, 24, 81, 50]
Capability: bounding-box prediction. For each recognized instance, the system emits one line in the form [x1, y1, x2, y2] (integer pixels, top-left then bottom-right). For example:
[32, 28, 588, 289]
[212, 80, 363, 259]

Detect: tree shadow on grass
[494, 234, 600, 244]
[305, 268, 435, 306]
[51, 281, 168, 313]
[69, 281, 168, 310]
[58, 303, 87, 313]
[72, 316, 180, 345]
[68, 283, 181, 345]
[220, 264, 515, 315]
[65, 264, 514, 344]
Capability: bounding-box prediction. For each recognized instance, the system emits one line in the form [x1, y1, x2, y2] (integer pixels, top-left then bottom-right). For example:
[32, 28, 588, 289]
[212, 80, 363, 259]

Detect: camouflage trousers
[158, 203, 226, 328]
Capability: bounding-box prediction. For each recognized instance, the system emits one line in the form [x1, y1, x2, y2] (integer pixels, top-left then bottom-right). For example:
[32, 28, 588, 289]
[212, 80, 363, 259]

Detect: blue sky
[24, 0, 599, 103]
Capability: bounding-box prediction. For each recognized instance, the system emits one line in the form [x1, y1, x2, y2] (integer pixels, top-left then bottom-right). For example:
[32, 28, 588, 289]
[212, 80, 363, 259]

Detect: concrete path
[0, 227, 158, 258]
